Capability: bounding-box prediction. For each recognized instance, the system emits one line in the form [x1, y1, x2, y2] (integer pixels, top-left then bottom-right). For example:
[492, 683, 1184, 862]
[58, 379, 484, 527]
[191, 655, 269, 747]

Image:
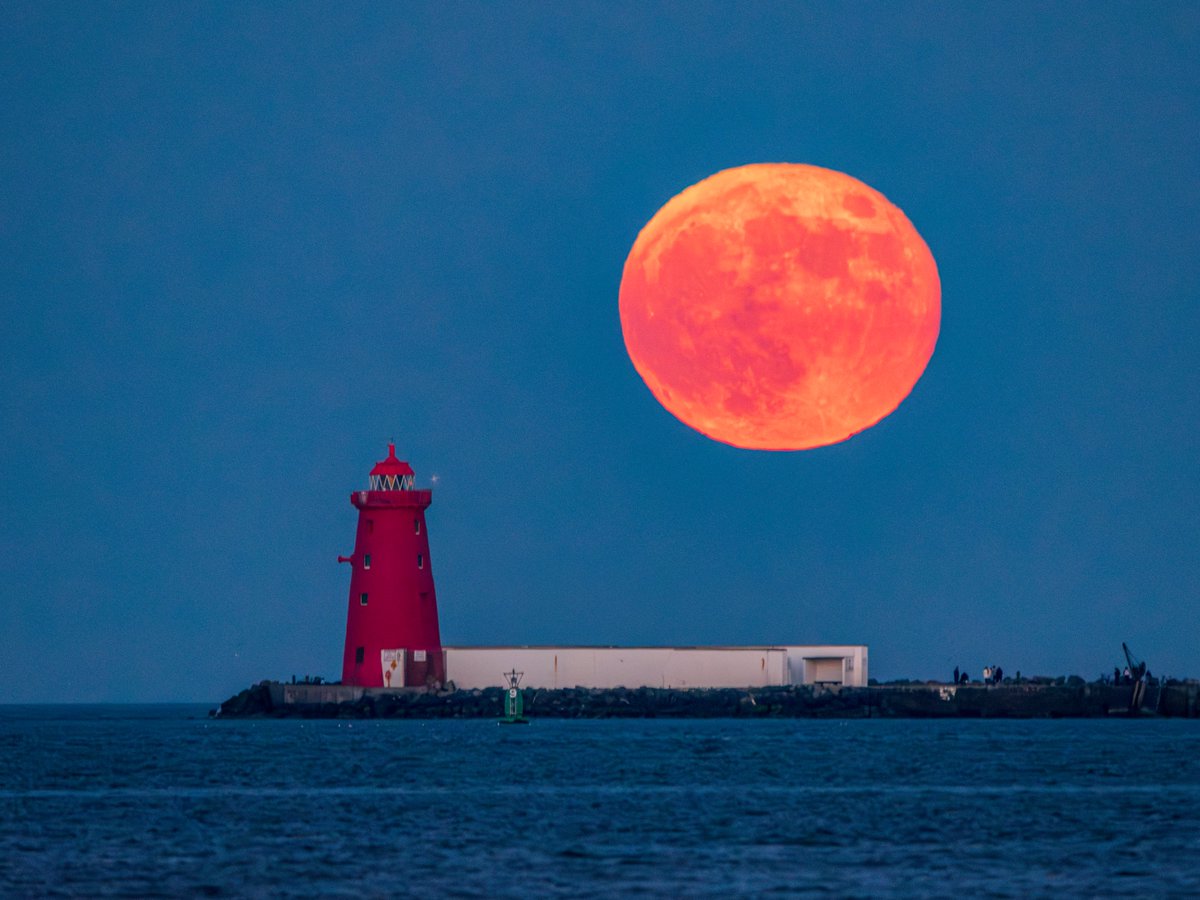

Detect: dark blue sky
[2, 3, 1197, 701]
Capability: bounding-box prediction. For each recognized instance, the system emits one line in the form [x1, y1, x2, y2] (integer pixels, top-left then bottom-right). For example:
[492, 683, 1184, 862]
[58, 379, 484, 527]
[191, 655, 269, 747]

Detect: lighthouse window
[363, 554, 371, 570]
[360, 593, 369, 606]
[417, 554, 424, 569]
[414, 519, 421, 535]
[355, 647, 364, 665]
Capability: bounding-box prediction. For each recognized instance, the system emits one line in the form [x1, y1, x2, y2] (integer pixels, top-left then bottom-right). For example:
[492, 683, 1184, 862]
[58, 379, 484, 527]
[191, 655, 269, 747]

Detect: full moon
[619, 163, 941, 450]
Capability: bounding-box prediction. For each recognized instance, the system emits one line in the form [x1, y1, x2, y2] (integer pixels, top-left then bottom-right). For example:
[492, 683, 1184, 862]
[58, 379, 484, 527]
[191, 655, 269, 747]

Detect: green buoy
[499, 669, 529, 725]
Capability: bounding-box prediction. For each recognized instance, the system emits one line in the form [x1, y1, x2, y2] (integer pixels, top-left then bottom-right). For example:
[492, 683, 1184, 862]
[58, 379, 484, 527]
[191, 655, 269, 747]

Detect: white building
[437, 645, 868, 690]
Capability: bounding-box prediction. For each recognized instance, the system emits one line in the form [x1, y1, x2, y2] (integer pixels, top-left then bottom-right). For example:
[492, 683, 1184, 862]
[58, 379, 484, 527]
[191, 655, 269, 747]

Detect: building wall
[273, 683, 365, 706]
[783, 645, 869, 688]
[442, 646, 868, 690]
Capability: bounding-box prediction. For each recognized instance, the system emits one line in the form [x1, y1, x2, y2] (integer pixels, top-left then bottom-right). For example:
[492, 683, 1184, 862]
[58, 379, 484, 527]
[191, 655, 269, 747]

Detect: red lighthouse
[338, 444, 444, 688]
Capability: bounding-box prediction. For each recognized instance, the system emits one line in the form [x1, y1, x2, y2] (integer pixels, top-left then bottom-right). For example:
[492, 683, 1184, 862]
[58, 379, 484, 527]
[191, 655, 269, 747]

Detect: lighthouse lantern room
[338, 443, 444, 688]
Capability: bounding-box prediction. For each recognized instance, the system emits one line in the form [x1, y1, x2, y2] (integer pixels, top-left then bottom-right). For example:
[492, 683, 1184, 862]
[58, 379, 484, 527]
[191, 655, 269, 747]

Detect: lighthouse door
[381, 649, 407, 688]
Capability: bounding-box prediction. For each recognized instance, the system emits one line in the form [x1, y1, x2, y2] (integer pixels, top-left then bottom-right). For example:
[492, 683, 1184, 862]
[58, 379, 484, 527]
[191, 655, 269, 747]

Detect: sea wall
[214, 680, 1200, 719]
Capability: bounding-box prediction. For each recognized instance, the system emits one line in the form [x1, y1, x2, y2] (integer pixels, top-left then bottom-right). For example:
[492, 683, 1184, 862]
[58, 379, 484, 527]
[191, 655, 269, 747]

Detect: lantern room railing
[353, 488, 432, 509]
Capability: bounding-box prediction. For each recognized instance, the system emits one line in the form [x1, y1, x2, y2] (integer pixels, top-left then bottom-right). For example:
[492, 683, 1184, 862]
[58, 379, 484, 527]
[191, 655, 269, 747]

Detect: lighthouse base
[373, 649, 447, 689]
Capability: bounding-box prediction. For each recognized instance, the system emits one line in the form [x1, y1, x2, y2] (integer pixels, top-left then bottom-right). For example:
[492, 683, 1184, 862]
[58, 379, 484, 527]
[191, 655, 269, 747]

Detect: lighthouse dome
[368, 443, 415, 491]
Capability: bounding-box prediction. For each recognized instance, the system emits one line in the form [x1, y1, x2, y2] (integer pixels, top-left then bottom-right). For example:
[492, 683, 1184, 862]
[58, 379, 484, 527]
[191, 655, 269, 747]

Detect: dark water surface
[1, 706, 1198, 897]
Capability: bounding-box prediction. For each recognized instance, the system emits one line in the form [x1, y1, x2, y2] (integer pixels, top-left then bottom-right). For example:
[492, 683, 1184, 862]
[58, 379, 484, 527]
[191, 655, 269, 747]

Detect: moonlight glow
[619, 163, 941, 450]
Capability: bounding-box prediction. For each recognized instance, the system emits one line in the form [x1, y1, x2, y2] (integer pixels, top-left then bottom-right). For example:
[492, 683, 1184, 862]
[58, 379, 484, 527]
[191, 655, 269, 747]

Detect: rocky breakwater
[212, 680, 1199, 719]
[214, 683, 874, 719]
[522, 684, 874, 718]
[872, 682, 1123, 717]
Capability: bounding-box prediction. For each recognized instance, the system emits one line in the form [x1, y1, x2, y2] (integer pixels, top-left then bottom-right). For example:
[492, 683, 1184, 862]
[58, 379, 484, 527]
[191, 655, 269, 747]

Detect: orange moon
[618, 163, 941, 450]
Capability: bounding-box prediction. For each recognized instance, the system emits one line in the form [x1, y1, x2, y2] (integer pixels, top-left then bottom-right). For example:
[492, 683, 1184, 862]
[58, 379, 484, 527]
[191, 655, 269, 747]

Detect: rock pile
[212, 680, 1200, 719]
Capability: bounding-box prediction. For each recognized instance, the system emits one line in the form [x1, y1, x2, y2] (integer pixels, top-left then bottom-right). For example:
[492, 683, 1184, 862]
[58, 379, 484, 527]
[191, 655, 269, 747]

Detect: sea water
[1, 706, 1198, 897]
